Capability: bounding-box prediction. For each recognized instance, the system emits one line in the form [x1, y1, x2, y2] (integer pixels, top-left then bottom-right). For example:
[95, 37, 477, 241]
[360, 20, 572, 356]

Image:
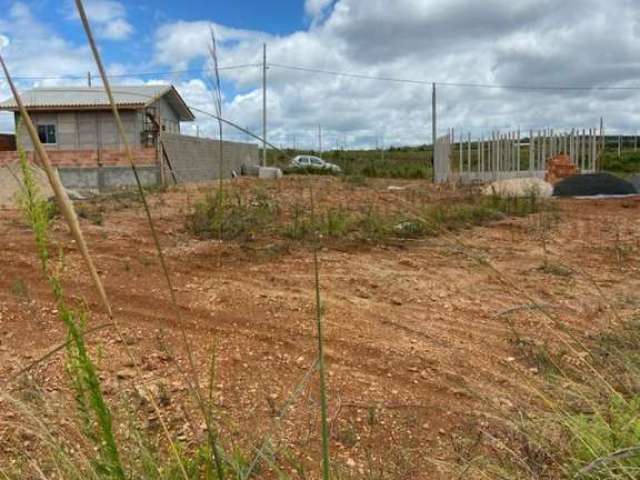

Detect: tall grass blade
[74, 2, 226, 478]
[309, 183, 331, 480]
[17, 155, 125, 479]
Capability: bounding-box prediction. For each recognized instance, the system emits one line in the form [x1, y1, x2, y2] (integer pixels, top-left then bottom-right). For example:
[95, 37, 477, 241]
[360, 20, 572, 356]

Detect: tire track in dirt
[2, 180, 639, 479]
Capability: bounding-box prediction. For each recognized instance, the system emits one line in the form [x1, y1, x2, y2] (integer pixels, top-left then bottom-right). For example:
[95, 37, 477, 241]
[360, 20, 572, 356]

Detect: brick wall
[0, 134, 16, 152]
[0, 147, 157, 167]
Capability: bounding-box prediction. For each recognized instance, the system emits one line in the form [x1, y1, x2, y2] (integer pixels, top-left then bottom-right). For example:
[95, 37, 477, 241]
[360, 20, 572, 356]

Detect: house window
[37, 124, 57, 144]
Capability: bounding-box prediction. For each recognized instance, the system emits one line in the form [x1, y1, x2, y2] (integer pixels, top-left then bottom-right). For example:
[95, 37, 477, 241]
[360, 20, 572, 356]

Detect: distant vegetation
[600, 150, 640, 174]
[266, 138, 640, 181]
[268, 146, 434, 179]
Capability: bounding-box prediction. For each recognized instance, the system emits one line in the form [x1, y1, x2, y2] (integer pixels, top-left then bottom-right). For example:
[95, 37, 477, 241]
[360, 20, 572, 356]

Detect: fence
[434, 127, 602, 184]
[434, 133, 451, 183]
[161, 132, 260, 184]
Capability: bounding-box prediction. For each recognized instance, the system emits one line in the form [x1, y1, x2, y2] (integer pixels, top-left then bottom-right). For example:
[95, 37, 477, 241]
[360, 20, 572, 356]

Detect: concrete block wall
[58, 165, 159, 191]
[161, 133, 259, 183]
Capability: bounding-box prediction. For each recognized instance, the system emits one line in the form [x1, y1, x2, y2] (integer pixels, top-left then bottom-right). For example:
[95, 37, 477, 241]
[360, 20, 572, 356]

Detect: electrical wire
[5, 60, 640, 92]
[7, 63, 260, 81]
[269, 62, 640, 92]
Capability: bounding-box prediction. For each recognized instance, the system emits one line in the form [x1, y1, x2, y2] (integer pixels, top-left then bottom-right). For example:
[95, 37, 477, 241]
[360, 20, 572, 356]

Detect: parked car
[289, 155, 342, 173]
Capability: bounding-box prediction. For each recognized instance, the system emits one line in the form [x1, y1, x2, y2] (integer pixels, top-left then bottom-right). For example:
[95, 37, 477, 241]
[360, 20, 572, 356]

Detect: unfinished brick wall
[0, 147, 156, 168]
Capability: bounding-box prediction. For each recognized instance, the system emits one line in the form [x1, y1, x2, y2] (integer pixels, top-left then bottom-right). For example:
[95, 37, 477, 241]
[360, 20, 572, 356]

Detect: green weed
[186, 188, 279, 240]
[16, 153, 126, 479]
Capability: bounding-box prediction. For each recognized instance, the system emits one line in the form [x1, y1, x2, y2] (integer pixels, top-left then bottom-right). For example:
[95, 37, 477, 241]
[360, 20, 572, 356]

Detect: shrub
[186, 188, 279, 240]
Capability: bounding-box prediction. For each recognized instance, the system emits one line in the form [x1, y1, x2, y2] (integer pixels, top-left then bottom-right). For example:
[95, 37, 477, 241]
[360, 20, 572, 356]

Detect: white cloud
[0, 3, 92, 79]
[304, 0, 335, 22]
[153, 21, 267, 70]
[67, 0, 134, 41]
[152, 0, 640, 148]
[100, 17, 133, 40]
[0, 34, 9, 51]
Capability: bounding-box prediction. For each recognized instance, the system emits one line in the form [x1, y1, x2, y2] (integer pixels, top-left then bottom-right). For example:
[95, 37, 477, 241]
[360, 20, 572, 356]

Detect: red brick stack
[545, 154, 578, 184]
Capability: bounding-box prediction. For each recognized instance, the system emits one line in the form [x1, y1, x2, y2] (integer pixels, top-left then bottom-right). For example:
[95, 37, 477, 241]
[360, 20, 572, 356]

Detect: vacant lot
[1, 175, 639, 478]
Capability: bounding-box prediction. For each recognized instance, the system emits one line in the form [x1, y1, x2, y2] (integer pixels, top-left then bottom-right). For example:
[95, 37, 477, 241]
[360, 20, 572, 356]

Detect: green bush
[186, 188, 279, 240]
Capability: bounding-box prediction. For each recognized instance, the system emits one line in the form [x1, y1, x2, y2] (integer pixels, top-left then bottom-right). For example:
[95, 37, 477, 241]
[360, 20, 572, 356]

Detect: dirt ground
[1, 176, 639, 478]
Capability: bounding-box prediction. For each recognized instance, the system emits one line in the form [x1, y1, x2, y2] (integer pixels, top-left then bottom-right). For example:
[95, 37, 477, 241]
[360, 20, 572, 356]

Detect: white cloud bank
[152, 0, 640, 148]
[2, 0, 640, 148]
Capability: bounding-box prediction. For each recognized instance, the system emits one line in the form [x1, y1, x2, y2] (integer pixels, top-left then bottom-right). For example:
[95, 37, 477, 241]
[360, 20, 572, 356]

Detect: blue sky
[148, 0, 306, 33]
[1, 0, 640, 148]
[0, 0, 309, 72]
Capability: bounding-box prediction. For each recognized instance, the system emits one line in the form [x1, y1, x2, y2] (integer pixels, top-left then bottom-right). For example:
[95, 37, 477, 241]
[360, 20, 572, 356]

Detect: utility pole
[87, 71, 92, 87]
[262, 43, 267, 166]
[318, 125, 322, 157]
[431, 82, 437, 179]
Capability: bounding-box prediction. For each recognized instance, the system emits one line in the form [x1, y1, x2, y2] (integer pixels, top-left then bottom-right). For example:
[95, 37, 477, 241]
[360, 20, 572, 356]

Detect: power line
[269, 62, 640, 92]
[5, 60, 640, 92]
[6, 63, 260, 81]
[269, 62, 432, 85]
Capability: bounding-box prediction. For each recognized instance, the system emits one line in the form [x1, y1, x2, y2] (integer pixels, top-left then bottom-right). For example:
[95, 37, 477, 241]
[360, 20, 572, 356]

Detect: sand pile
[0, 161, 54, 208]
[553, 173, 637, 197]
[482, 177, 553, 198]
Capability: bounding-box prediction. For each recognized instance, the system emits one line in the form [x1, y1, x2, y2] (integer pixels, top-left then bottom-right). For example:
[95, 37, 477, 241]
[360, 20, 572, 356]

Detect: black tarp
[553, 173, 637, 197]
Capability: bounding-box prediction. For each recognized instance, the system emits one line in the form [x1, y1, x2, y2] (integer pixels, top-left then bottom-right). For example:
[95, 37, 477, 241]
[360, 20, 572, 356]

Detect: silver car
[290, 155, 342, 173]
